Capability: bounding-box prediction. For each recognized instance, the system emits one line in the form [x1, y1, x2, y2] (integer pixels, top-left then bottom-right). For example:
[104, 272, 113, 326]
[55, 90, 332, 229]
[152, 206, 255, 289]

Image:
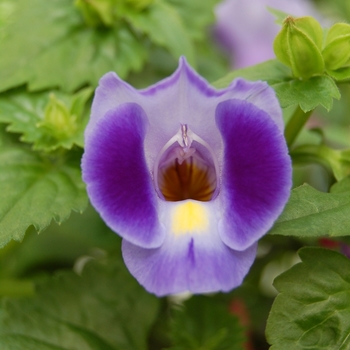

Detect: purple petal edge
[122, 234, 257, 297]
[82, 103, 164, 248]
[216, 99, 292, 251]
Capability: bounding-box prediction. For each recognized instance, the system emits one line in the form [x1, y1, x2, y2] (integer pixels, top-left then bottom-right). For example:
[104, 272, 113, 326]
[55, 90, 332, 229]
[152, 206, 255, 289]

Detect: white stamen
[153, 124, 219, 200]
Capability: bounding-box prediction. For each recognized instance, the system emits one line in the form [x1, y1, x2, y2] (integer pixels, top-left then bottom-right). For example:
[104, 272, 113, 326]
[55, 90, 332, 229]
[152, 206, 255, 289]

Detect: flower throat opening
[155, 125, 218, 202]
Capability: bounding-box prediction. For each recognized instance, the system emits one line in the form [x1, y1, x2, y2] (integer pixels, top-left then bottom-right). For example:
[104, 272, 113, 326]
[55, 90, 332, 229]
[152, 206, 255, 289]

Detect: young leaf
[269, 176, 350, 237]
[124, 0, 195, 65]
[0, 88, 92, 151]
[273, 75, 340, 112]
[169, 295, 245, 350]
[266, 247, 350, 350]
[0, 254, 159, 350]
[0, 0, 147, 92]
[0, 130, 88, 248]
[213, 60, 340, 112]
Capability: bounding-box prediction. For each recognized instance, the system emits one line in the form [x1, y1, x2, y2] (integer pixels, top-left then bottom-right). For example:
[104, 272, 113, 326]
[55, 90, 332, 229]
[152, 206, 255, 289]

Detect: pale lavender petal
[82, 103, 164, 248]
[87, 57, 283, 172]
[122, 200, 257, 296]
[226, 79, 284, 132]
[216, 99, 292, 251]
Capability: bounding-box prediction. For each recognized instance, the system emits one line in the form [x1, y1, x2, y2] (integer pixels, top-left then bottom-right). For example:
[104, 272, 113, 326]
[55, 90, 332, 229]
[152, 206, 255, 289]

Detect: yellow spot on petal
[172, 201, 209, 235]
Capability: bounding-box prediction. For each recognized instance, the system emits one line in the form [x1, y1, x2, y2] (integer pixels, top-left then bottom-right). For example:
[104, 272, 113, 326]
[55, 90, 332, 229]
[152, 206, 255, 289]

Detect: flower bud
[74, 0, 114, 27]
[323, 23, 350, 71]
[273, 16, 324, 79]
[37, 94, 77, 140]
[125, 0, 154, 10]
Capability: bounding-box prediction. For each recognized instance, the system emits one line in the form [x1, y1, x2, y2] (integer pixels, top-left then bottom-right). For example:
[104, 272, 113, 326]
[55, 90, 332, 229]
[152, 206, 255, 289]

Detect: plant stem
[284, 106, 313, 149]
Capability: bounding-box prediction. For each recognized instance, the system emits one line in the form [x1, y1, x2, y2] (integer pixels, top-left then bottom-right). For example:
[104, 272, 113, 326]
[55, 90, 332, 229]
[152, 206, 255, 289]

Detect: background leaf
[125, 1, 195, 65]
[168, 295, 245, 350]
[0, 253, 159, 350]
[0, 0, 147, 92]
[214, 59, 292, 87]
[266, 247, 350, 350]
[0, 129, 87, 248]
[268, 176, 350, 238]
[168, 0, 220, 41]
[0, 88, 92, 151]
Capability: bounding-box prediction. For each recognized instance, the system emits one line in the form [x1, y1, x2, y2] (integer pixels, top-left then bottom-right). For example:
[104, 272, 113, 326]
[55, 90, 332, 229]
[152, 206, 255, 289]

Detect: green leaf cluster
[0, 88, 92, 152]
[266, 247, 350, 350]
[0, 254, 160, 350]
[0, 0, 220, 92]
[268, 176, 350, 238]
[0, 128, 88, 249]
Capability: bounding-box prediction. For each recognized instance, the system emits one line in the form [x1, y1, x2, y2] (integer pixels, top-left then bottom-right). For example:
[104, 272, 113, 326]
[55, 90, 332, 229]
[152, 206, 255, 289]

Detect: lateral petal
[82, 103, 164, 248]
[215, 99, 292, 251]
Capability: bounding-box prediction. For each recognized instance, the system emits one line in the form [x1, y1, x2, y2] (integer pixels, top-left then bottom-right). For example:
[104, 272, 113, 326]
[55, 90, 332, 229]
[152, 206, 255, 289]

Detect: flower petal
[122, 200, 257, 296]
[82, 103, 164, 248]
[216, 99, 292, 251]
[226, 79, 284, 132]
[86, 57, 283, 171]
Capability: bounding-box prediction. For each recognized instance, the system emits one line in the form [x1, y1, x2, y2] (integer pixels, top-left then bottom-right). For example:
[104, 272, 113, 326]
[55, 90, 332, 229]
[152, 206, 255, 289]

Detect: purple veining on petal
[216, 99, 292, 251]
[82, 103, 164, 249]
[122, 230, 257, 297]
[188, 238, 195, 265]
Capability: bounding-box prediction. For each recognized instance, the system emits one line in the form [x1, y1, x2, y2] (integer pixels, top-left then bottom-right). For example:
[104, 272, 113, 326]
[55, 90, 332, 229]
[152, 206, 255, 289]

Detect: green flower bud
[323, 23, 350, 71]
[273, 16, 325, 79]
[37, 94, 77, 141]
[74, 0, 115, 27]
[125, 0, 154, 10]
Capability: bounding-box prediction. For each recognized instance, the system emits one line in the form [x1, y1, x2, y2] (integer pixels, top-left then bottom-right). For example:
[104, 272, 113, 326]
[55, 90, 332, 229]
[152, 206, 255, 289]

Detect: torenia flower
[82, 58, 292, 296]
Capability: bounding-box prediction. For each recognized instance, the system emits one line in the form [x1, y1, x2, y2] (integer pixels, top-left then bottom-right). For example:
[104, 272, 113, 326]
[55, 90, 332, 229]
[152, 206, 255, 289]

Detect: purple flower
[81, 58, 292, 296]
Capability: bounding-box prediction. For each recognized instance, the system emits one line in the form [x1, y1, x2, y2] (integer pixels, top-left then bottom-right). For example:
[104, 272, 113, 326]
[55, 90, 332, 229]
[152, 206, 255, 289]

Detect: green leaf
[124, 0, 195, 66]
[214, 59, 293, 88]
[0, 130, 88, 248]
[269, 176, 350, 238]
[168, 295, 245, 350]
[266, 247, 350, 350]
[291, 144, 350, 181]
[0, 254, 159, 350]
[213, 60, 341, 112]
[327, 66, 350, 81]
[0, 88, 92, 151]
[168, 0, 220, 41]
[273, 75, 340, 112]
[0, 0, 147, 92]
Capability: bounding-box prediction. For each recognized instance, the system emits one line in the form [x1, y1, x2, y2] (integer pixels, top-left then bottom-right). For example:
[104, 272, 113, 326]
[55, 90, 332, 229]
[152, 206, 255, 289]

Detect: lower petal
[122, 200, 257, 296]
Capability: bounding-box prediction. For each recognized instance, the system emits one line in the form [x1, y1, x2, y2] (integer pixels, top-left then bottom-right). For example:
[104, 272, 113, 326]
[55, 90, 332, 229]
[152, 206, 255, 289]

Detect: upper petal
[216, 99, 292, 251]
[86, 57, 283, 172]
[82, 103, 164, 248]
